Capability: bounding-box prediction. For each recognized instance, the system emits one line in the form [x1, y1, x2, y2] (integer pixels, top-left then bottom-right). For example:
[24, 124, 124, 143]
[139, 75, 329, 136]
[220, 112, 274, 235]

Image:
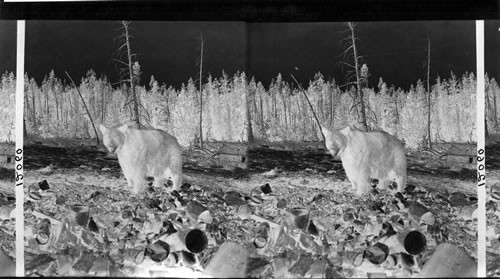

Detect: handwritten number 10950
[15, 148, 23, 187]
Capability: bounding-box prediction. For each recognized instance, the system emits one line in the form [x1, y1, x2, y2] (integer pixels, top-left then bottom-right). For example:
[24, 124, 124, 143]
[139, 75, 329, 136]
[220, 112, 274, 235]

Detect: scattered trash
[21, 144, 477, 277]
[38, 180, 50, 191]
[148, 240, 170, 262]
[0, 204, 15, 220]
[408, 202, 435, 226]
[35, 218, 51, 245]
[491, 183, 500, 201]
[260, 183, 272, 194]
[366, 242, 390, 264]
[262, 168, 278, 178]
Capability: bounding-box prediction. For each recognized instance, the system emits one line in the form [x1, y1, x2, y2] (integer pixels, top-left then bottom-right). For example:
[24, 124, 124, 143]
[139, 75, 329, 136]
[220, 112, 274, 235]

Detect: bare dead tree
[341, 22, 368, 131]
[426, 35, 432, 148]
[114, 21, 141, 128]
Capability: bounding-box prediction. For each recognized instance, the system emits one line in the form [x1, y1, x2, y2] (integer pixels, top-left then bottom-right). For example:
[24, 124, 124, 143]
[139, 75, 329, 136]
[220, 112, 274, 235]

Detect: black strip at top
[0, 0, 499, 22]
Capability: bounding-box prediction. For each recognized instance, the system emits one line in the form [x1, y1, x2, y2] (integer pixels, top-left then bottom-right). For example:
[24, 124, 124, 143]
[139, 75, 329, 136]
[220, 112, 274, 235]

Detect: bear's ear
[321, 125, 334, 146]
[117, 124, 129, 134]
[320, 125, 332, 138]
[99, 124, 107, 134]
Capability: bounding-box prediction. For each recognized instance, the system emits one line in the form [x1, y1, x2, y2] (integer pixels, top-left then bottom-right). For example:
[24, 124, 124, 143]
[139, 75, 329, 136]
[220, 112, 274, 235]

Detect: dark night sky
[0, 20, 497, 90]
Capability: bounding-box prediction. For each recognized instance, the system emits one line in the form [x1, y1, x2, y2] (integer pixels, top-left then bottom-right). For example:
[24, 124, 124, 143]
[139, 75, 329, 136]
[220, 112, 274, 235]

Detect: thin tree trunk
[252, 88, 258, 136]
[246, 88, 254, 142]
[45, 85, 49, 117]
[493, 84, 499, 127]
[348, 22, 368, 131]
[55, 86, 60, 122]
[65, 71, 100, 145]
[330, 86, 334, 125]
[259, 92, 264, 132]
[273, 89, 277, 119]
[199, 34, 204, 148]
[486, 84, 493, 131]
[426, 36, 432, 148]
[23, 118, 27, 137]
[101, 84, 105, 122]
[24, 93, 30, 126]
[31, 88, 36, 130]
[123, 21, 140, 128]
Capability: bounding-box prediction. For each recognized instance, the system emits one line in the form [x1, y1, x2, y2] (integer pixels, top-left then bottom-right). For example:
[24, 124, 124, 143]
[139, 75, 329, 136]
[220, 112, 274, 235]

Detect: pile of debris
[0, 189, 15, 277]
[24, 173, 477, 277]
[487, 182, 500, 277]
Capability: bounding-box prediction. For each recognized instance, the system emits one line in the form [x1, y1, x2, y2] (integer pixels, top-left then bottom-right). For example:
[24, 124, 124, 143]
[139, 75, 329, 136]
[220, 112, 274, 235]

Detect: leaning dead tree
[114, 21, 141, 128]
[291, 74, 326, 143]
[65, 71, 100, 145]
[341, 22, 369, 131]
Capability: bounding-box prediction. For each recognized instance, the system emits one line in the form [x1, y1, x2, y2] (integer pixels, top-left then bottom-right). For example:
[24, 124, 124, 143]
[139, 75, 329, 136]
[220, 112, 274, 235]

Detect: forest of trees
[0, 72, 16, 143]
[0, 70, 496, 149]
